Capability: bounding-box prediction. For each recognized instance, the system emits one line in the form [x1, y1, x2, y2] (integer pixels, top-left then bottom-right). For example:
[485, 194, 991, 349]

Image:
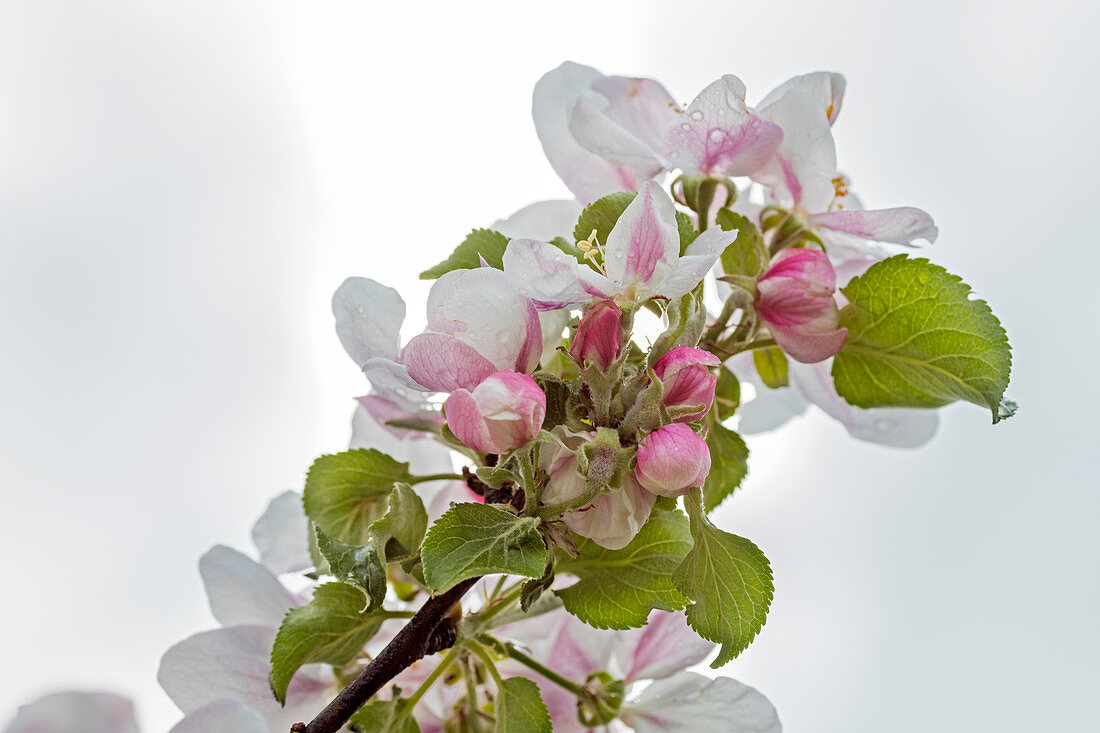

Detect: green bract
[420, 503, 548, 591]
[420, 228, 509, 279]
[716, 208, 766, 278]
[303, 449, 414, 545]
[269, 582, 387, 704]
[368, 483, 428, 563]
[314, 527, 387, 612]
[753, 346, 790, 389]
[493, 677, 552, 733]
[674, 491, 774, 667]
[554, 509, 691, 630]
[832, 255, 1013, 422]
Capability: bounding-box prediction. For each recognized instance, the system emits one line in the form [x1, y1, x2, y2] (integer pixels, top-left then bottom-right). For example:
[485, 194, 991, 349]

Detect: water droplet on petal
[709, 129, 725, 142]
[690, 110, 704, 121]
[680, 122, 691, 130]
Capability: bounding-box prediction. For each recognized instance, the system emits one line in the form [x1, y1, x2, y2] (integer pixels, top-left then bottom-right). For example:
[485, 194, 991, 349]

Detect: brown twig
[291, 576, 480, 733]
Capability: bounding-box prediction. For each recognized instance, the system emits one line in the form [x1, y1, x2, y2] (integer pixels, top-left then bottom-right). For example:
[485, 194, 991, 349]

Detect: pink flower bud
[755, 248, 848, 363]
[570, 299, 622, 370]
[635, 424, 711, 497]
[444, 371, 546, 454]
[653, 346, 721, 422]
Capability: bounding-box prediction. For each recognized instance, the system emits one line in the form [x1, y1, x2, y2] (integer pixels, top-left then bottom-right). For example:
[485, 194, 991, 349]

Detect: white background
[1, 1, 1097, 730]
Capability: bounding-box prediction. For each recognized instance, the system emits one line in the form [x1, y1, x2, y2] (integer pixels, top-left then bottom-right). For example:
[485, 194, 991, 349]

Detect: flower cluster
[8, 62, 1012, 733]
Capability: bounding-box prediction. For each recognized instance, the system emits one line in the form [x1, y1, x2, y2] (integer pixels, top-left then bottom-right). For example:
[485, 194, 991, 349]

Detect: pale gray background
[1, 1, 1096, 730]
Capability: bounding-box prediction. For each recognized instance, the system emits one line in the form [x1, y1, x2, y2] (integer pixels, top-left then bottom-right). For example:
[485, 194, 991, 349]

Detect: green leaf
[554, 509, 692, 629]
[303, 449, 414, 545]
[349, 691, 421, 733]
[832, 255, 1013, 422]
[369, 483, 429, 563]
[716, 208, 766, 278]
[419, 228, 510, 279]
[674, 491, 773, 666]
[752, 347, 789, 389]
[702, 421, 749, 512]
[573, 192, 635, 246]
[270, 583, 386, 704]
[676, 211, 698, 253]
[714, 366, 741, 421]
[494, 677, 552, 733]
[420, 503, 547, 591]
[314, 527, 387, 612]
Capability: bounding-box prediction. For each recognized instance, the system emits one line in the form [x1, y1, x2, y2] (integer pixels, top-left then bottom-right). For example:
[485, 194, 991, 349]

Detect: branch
[291, 576, 480, 733]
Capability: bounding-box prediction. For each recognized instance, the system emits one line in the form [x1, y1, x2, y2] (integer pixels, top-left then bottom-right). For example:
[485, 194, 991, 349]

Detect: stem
[535, 480, 601, 518]
[409, 472, 466, 484]
[402, 646, 460, 711]
[703, 296, 739, 343]
[469, 583, 525, 628]
[292, 576, 480, 733]
[465, 641, 505, 685]
[495, 640, 587, 697]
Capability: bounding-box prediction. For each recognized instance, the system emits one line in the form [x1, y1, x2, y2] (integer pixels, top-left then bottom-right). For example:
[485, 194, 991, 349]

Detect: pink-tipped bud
[635, 424, 712, 497]
[570, 299, 623, 370]
[755, 248, 848, 363]
[653, 346, 721, 422]
[444, 371, 546, 454]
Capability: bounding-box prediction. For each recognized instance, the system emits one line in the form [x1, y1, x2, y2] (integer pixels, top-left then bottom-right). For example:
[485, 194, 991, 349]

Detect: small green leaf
[270, 583, 386, 704]
[713, 367, 741, 421]
[702, 420, 749, 512]
[303, 449, 414, 545]
[349, 691, 421, 733]
[716, 208, 766, 278]
[573, 192, 635, 246]
[494, 677, 552, 733]
[752, 347, 789, 389]
[674, 491, 773, 666]
[676, 211, 698, 253]
[555, 509, 691, 629]
[419, 229, 510, 279]
[369, 483, 428, 563]
[832, 255, 1013, 422]
[314, 527, 387, 612]
[420, 504, 547, 591]
[520, 560, 555, 612]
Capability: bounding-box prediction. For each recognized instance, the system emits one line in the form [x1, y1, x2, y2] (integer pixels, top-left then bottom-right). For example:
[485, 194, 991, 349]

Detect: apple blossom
[444, 370, 546, 454]
[503, 180, 737, 307]
[653, 346, 721, 421]
[754, 248, 848, 363]
[750, 72, 937, 247]
[635, 424, 712, 497]
[570, 299, 623, 369]
[4, 692, 140, 733]
[533, 62, 782, 203]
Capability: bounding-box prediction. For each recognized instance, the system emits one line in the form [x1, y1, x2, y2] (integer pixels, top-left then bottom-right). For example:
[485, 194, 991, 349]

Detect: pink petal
[663, 75, 783, 177]
[623, 672, 781, 733]
[6, 692, 140, 733]
[807, 207, 938, 245]
[502, 238, 611, 309]
[569, 75, 678, 170]
[356, 394, 444, 440]
[170, 699, 267, 733]
[403, 332, 497, 392]
[620, 611, 714, 683]
[605, 180, 680, 292]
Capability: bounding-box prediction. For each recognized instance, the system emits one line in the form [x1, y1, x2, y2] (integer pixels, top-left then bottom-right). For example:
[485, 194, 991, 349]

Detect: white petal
[426, 268, 538, 372]
[569, 74, 677, 172]
[491, 199, 583, 242]
[623, 672, 781, 733]
[538, 308, 571, 366]
[199, 545, 300, 628]
[754, 89, 837, 212]
[251, 490, 311, 575]
[563, 474, 656, 550]
[4, 692, 140, 733]
[758, 71, 846, 125]
[169, 699, 267, 733]
[654, 224, 737, 299]
[790, 360, 939, 448]
[617, 611, 714, 683]
[332, 277, 405, 367]
[533, 61, 641, 203]
[502, 238, 593, 309]
[157, 626, 332, 729]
